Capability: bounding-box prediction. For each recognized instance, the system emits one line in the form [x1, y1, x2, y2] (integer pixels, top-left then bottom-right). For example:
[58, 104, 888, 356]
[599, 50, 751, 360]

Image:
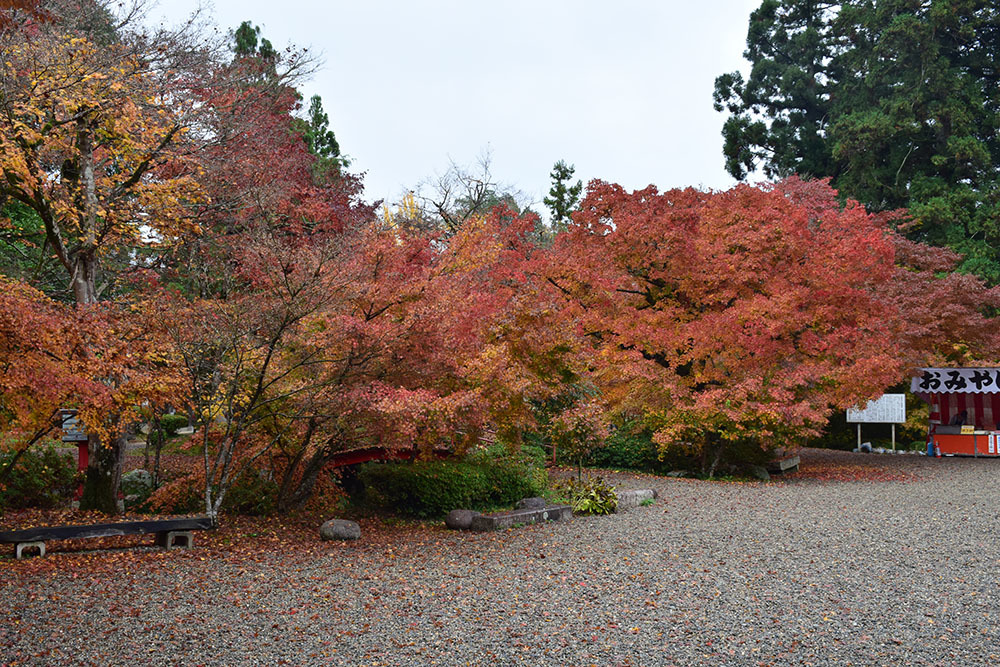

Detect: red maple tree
[540, 178, 936, 474]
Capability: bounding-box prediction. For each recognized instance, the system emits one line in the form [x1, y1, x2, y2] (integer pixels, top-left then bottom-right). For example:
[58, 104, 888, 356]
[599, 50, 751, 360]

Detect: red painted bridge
[326, 445, 454, 468]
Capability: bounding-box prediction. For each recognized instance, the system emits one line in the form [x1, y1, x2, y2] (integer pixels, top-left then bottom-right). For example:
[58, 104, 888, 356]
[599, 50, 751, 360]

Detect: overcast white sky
[150, 1, 761, 212]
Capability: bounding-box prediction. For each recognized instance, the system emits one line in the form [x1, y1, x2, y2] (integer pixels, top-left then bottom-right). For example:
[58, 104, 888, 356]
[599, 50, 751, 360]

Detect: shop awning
[911, 368, 1000, 394]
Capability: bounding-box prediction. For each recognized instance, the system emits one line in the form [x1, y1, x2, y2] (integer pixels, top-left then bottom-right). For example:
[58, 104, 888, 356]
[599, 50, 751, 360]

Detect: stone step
[469, 505, 572, 531]
[616, 489, 657, 510]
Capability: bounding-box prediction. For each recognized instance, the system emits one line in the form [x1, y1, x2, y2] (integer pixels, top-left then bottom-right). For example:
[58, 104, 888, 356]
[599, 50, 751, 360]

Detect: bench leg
[16, 541, 45, 559]
[156, 530, 194, 549]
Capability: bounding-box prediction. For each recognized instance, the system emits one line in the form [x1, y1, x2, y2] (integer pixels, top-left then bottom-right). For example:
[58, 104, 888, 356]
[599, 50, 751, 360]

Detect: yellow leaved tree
[0, 29, 203, 305]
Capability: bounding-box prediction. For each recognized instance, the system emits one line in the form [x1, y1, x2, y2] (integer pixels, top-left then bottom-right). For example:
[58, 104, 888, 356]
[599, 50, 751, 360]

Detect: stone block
[615, 489, 657, 511]
[768, 455, 800, 474]
[16, 541, 45, 559]
[469, 505, 572, 531]
[156, 530, 194, 549]
[516, 497, 546, 510]
[445, 509, 481, 530]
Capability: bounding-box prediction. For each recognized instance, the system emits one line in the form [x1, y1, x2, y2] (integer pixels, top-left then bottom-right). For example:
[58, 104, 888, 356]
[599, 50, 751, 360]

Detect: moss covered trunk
[79, 433, 125, 514]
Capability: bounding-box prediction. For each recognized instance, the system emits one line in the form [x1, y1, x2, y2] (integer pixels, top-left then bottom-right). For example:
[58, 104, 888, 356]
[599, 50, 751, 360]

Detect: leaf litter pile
[4, 448, 1000, 666]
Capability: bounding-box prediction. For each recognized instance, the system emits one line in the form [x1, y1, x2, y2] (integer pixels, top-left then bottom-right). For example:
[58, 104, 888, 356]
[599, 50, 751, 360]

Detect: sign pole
[891, 423, 896, 451]
[857, 423, 861, 449]
[59, 409, 89, 499]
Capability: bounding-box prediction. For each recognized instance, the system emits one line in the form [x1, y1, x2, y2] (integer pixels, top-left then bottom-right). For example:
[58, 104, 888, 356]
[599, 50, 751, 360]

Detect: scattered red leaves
[785, 448, 923, 483]
[0, 503, 460, 580]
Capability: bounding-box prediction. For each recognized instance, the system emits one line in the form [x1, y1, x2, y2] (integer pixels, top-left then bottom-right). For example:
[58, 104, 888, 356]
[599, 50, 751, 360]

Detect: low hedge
[358, 446, 547, 518]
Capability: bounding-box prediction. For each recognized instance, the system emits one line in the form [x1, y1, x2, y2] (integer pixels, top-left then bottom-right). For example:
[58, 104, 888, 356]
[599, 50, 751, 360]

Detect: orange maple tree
[0, 278, 79, 486]
[149, 191, 589, 516]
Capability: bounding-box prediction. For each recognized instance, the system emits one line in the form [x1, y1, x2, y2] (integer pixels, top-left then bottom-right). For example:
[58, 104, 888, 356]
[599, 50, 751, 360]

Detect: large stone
[319, 519, 361, 541]
[469, 505, 573, 531]
[516, 497, 546, 510]
[445, 509, 481, 530]
[748, 465, 771, 481]
[616, 489, 658, 510]
[121, 469, 153, 494]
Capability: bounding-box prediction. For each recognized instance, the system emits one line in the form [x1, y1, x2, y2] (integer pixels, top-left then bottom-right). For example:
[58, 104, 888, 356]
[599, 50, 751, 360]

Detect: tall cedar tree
[714, 0, 1000, 282]
[543, 160, 583, 231]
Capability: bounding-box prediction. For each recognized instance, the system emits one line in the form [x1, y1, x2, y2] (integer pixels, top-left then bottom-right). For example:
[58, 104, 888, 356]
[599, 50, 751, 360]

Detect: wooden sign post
[59, 409, 88, 498]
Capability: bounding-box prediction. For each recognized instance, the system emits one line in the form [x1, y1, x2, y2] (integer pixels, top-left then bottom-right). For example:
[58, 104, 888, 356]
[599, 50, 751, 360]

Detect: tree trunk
[74, 247, 121, 509]
[152, 429, 164, 490]
[71, 251, 98, 305]
[79, 433, 126, 514]
[277, 447, 330, 512]
[276, 418, 318, 509]
[706, 438, 724, 479]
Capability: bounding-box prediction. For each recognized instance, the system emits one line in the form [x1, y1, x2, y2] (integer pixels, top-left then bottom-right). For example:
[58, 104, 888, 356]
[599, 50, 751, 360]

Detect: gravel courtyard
[2, 449, 999, 666]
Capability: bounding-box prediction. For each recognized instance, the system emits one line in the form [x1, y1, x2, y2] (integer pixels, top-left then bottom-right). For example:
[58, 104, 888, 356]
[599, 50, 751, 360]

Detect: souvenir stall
[911, 368, 1000, 456]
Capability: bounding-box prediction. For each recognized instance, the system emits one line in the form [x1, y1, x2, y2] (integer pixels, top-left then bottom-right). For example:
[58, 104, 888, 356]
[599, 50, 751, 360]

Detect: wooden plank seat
[767, 455, 800, 474]
[0, 517, 216, 559]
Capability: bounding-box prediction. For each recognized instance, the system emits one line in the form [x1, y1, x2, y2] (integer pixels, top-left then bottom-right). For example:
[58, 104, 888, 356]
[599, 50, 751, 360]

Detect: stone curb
[469, 505, 573, 531]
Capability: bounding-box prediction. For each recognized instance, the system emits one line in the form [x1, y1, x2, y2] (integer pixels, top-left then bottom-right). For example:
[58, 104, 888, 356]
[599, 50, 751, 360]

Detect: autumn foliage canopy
[538, 178, 1000, 472]
[2, 1, 999, 513]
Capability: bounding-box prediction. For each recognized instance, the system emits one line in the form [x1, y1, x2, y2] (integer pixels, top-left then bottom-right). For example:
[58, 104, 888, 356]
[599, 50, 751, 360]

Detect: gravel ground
[3, 449, 1000, 666]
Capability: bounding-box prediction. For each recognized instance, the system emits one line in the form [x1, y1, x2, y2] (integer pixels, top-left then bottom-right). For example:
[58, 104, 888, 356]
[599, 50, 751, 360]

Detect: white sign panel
[847, 394, 906, 424]
[59, 409, 88, 442]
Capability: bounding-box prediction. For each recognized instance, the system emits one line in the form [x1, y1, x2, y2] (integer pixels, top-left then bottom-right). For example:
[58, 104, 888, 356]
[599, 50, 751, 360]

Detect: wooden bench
[0, 517, 216, 559]
[768, 454, 800, 474]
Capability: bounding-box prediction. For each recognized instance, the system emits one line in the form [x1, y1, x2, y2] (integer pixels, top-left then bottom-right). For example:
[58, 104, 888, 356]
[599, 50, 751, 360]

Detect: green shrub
[587, 424, 662, 471]
[159, 414, 189, 437]
[584, 422, 699, 474]
[147, 413, 190, 449]
[0, 445, 78, 509]
[518, 444, 548, 468]
[222, 471, 278, 516]
[558, 475, 618, 515]
[358, 448, 548, 518]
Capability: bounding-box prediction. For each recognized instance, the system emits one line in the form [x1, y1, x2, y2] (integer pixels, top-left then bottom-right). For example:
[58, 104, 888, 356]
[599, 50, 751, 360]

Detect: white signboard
[847, 394, 906, 424]
[59, 409, 88, 442]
